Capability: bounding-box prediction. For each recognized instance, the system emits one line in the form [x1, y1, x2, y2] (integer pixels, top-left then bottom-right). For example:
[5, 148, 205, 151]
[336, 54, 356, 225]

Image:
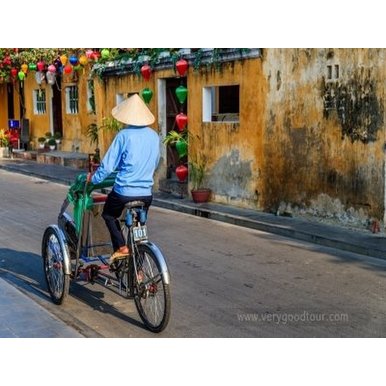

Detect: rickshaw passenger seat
[92, 193, 108, 203]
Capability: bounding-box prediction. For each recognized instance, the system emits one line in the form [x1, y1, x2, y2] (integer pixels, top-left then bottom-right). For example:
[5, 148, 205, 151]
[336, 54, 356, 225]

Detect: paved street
[2, 168, 386, 337]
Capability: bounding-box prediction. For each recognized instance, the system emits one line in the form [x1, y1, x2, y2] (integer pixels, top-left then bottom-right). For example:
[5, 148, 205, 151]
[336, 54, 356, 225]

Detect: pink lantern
[48, 64, 56, 73]
[86, 49, 94, 59]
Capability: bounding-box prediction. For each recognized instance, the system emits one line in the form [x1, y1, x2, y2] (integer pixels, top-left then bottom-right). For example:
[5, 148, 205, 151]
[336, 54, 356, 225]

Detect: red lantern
[10, 67, 18, 77]
[141, 64, 151, 81]
[176, 164, 188, 182]
[37, 61, 45, 72]
[176, 59, 188, 77]
[64, 64, 72, 74]
[175, 113, 188, 131]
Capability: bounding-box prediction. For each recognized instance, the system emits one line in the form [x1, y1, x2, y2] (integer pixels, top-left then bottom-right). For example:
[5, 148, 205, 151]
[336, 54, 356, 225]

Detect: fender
[43, 225, 72, 275]
[140, 241, 171, 285]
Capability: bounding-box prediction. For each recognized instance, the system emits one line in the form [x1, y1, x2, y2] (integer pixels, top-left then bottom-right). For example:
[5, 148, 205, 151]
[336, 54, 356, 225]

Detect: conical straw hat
[112, 94, 155, 126]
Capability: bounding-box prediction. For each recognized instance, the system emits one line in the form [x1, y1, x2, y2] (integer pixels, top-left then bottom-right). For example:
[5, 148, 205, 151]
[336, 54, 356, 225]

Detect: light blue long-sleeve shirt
[91, 125, 160, 197]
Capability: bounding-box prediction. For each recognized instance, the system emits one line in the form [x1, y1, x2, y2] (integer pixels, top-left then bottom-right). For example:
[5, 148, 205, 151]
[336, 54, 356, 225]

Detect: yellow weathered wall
[61, 70, 97, 153]
[188, 59, 266, 208]
[262, 48, 386, 219]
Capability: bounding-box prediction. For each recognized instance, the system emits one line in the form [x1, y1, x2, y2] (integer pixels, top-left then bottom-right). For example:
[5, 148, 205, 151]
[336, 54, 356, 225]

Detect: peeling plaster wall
[187, 59, 266, 208]
[262, 48, 386, 221]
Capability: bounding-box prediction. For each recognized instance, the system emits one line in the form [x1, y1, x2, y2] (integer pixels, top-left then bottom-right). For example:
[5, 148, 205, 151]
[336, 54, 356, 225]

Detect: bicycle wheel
[133, 243, 171, 333]
[42, 226, 70, 305]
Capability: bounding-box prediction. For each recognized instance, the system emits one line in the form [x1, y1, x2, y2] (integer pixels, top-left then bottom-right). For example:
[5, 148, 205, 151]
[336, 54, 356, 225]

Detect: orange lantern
[21, 63, 28, 74]
[79, 55, 88, 66]
[60, 54, 68, 66]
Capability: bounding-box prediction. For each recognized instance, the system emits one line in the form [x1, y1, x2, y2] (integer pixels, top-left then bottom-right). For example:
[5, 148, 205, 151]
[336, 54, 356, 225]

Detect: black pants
[102, 189, 152, 251]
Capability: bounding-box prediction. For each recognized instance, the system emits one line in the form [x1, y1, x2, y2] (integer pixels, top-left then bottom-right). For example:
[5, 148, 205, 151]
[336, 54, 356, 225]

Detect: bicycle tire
[42, 226, 70, 305]
[133, 243, 171, 333]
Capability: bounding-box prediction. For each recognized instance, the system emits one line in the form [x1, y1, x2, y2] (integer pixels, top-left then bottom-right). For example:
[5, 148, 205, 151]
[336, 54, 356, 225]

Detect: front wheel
[133, 243, 171, 333]
[42, 226, 70, 305]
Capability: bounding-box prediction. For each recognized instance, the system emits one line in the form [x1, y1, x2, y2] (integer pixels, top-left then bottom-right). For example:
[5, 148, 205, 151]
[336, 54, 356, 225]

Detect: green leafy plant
[189, 157, 208, 191]
[0, 129, 9, 147]
[87, 123, 99, 148]
[38, 137, 46, 143]
[100, 116, 122, 133]
[54, 132, 62, 140]
[48, 138, 56, 147]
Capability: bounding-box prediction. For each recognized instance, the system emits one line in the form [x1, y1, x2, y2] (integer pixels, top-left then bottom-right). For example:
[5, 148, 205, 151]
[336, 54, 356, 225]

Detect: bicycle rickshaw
[41, 172, 171, 333]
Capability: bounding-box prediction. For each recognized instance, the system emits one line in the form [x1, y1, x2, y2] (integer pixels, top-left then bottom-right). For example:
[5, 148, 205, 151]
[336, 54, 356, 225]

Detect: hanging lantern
[79, 54, 88, 66]
[60, 54, 68, 66]
[69, 55, 78, 65]
[86, 49, 94, 59]
[176, 59, 189, 77]
[37, 61, 45, 72]
[3, 56, 12, 66]
[10, 67, 18, 77]
[175, 113, 188, 131]
[176, 164, 188, 182]
[141, 64, 151, 81]
[92, 51, 100, 61]
[21, 63, 28, 74]
[73, 64, 82, 72]
[28, 63, 37, 71]
[64, 64, 73, 74]
[141, 87, 153, 104]
[175, 85, 188, 104]
[35, 71, 44, 85]
[101, 48, 110, 59]
[46, 71, 56, 85]
[48, 64, 56, 73]
[176, 139, 187, 158]
[18, 71, 25, 81]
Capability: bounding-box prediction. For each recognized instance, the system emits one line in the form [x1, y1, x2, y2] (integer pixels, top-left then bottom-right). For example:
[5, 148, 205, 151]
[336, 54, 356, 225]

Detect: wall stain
[322, 70, 384, 143]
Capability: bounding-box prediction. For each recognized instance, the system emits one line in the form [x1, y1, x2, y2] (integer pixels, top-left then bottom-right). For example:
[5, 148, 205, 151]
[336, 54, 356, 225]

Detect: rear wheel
[133, 244, 171, 333]
[42, 227, 70, 305]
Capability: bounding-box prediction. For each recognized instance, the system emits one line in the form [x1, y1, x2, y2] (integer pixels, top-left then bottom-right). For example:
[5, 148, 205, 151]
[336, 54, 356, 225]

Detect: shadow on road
[0, 247, 147, 333]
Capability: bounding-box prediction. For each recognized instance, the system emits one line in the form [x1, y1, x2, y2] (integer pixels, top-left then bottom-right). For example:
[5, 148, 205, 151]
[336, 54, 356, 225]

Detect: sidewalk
[1, 157, 386, 261]
[0, 275, 82, 338]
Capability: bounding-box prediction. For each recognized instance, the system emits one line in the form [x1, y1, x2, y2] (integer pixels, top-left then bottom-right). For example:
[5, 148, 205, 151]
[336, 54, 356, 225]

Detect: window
[203, 85, 239, 122]
[33, 89, 46, 115]
[66, 85, 79, 114]
[87, 80, 95, 114]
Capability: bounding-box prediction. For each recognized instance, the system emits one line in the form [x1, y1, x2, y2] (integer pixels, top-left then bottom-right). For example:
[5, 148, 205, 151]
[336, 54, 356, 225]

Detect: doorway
[52, 77, 63, 136]
[165, 77, 187, 178]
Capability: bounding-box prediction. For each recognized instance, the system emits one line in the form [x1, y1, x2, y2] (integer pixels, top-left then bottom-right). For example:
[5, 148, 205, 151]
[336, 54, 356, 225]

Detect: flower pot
[191, 189, 211, 203]
[0, 147, 10, 158]
[38, 143, 45, 149]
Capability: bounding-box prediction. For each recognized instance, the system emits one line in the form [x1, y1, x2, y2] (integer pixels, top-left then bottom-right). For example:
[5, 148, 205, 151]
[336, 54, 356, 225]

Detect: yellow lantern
[60, 54, 68, 66]
[79, 54, 88, 66]
[21, 63, 28, 73]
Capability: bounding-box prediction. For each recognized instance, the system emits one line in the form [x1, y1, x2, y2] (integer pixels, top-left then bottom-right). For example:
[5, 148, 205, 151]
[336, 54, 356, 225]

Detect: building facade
[1, 48, 385, 227]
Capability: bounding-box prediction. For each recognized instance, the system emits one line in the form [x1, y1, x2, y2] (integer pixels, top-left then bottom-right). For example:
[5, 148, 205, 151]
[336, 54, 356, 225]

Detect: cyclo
[41, 172, 171, 333]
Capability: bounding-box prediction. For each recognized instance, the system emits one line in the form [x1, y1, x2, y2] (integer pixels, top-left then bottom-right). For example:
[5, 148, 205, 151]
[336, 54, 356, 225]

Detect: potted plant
[48, 138, 56, 150]
[0, 129, 10, 158]
[54, 132, 62, 144]
[189, 156, 211, 203]
[38, 136, 46, 149]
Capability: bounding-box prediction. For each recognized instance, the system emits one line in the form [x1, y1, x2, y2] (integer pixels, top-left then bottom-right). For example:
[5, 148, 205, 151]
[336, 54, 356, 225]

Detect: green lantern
[101, 48, 110, 59]
[28, 63, 37, 71]
[141, 87, 153, 104]
[18, 71, 25, 81]
[176, 139, 187, 158]
[175, 85, 188, 104]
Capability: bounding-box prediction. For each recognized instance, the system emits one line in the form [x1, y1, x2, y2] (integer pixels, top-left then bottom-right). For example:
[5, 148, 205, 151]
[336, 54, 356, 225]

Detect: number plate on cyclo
[133, 225, 148, 241]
